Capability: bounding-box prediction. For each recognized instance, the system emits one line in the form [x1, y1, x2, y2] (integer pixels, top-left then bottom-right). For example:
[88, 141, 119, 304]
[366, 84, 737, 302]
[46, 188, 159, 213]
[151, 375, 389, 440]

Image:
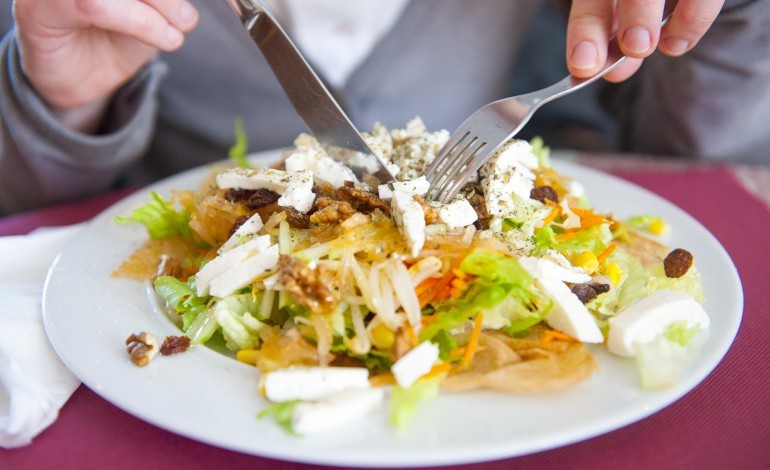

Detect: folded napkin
[0, 225, 83, 448]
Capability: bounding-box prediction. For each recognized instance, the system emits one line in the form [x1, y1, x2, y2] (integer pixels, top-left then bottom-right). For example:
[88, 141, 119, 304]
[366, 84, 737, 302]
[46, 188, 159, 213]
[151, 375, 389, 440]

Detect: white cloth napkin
[0, 225, 83, 448]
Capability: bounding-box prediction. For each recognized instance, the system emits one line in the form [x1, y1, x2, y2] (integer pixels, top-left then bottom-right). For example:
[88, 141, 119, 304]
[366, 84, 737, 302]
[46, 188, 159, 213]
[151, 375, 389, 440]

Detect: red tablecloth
[1, 158, 768, 469]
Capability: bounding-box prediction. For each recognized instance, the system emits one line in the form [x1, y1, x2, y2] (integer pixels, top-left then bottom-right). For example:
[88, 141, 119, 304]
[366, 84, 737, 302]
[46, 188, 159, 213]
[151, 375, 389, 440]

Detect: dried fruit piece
[571, 284, 597, 304]
[160, 335, 192, 355]
[530, 185, 559, 204]
[664, 248, 694, 278]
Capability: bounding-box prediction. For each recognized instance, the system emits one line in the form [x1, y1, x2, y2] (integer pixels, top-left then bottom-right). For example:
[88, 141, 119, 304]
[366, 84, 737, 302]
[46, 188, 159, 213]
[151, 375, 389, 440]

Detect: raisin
[160, 335, 191, 355]
[245, 188, 281, 210]
[571, 284, 597, 303]
[530, 185, 559, 204]
[227, 215, 250, 239]
[284, 207, 310, 229]
[589, 283, 611, 295]
[664, 248, 694, 278]
[225, 188, 255, 203]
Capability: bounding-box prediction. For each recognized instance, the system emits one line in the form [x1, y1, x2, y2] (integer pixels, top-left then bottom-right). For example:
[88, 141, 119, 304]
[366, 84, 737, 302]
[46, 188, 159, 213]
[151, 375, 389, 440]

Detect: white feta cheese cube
[291, 388, 385, 435]
[518, 256, 592, 284]
[217, 213, 264, 254]
[378, 176, 430, 199]
[216, 168, 291, 192]
[196, 236, 272, 296]
[276, 170, 315, 213]
[479, 139, 539, 179]
[391, 190, 426, 257]
[313, 155, 359, 188]
[391, 341, 439, 389]
[261, 366, 371, 402]
[538, 277, 604, 343]
[438, 198, 478, 229]
[607, 290, 710, 357]
[209, 244, 280, 298]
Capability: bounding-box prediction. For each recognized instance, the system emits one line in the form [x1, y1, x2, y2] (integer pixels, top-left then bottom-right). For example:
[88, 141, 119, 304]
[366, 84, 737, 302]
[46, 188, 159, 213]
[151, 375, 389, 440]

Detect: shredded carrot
[555, 231, 578, 243]
[597, 242, 617, 264]
[569, 206, 598, 218]
[449, 346, 467, 359]
[542, 206, 560, 226]
[421, 315, 440, 328]
[422, 362, 452, 380]
[542, 329, 579, 344]
[462, 313, 484, 369]
[369, 373, 396, 387]
[417, 255, 466, 307]
[579, 215, 608, 229]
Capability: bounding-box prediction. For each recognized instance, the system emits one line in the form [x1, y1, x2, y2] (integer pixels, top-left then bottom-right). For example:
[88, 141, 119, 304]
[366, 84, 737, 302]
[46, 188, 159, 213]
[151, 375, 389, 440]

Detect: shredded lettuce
[634, 333, 703, 390]
[612, 249, 651, 310]
[212, 294, 264, 350]
[117, 192, 192, 239]
[228, 116, 251, 168]
[647, 263, 704, 302]
[432, 330, 458, 361]
[154, 276, 209, 330]
[390, 378, 441, 431]
[664, 320, 701, 346]
[530, 136, 550, 167]
[258, 401, 299, 435]
[420, 250, 551, 341]
[531, 223, 612, 259]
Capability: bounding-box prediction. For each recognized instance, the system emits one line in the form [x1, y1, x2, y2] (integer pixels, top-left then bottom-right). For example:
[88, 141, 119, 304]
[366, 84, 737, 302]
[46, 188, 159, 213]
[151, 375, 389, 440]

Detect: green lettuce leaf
[390, 378, 441, 431]
[212, 294, 264, 350]
[229, 116, 251, 168]
[116, 192, 191, 239]
[154, 276, 209, 331]
[647, 263, 704, 302]
[258, 400, 299, 435]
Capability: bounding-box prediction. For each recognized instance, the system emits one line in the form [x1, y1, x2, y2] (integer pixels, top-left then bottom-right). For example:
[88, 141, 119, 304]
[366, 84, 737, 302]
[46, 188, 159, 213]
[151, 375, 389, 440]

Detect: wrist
[47, 97, 111, 135]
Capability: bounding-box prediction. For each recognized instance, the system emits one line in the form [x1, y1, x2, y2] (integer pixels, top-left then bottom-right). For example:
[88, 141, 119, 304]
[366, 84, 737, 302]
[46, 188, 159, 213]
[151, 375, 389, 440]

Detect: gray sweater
[1, 0, 768, 215]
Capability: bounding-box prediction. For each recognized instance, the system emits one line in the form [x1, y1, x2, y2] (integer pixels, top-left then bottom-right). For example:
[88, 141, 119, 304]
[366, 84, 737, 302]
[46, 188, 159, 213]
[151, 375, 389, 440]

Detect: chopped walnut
[336, 185, 391, 216]
[160, 335, 192, 355]
[153, 254, 183, 281]
[389, 326, 412, 362]
[310, 197, 357, 224]
[412, 195, 440, 224]
[125, 332, 159, 367]
[277, 255, 339, 314]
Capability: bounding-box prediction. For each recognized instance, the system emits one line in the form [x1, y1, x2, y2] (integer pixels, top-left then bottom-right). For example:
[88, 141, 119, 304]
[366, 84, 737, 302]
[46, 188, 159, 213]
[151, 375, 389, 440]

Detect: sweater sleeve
[0, 31, 168, 215]
[602, 0, 770, 164]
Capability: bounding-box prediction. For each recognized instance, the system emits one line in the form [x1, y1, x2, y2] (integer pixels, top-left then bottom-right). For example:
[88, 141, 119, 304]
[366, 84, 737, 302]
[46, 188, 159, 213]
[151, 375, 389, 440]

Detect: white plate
[43, 152, 743, 467]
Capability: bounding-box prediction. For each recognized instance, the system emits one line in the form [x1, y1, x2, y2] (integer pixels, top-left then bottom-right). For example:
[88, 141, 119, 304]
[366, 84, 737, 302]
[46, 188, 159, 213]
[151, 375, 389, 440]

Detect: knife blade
[225, 0, 398, 184]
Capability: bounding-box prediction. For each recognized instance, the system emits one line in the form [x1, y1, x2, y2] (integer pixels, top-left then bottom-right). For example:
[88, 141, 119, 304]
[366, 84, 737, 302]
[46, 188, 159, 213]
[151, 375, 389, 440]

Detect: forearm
[0, 32, 167, 215]
[603, 0, 770, 163]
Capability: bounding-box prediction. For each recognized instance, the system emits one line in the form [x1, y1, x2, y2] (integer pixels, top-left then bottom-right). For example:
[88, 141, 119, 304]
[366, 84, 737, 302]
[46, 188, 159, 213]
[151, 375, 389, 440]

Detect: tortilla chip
[442, 325, 598, 393]
[111, 236, 206, 280]
[619, 230, 670, 266]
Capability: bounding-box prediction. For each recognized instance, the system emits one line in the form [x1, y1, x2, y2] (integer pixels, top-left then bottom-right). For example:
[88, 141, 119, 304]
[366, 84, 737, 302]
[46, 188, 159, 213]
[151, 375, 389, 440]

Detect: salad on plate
[114, 117, 709, 435]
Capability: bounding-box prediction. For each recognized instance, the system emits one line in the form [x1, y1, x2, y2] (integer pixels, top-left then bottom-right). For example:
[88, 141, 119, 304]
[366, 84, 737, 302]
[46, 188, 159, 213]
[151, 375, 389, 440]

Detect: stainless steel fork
[424, 18, 669, 203]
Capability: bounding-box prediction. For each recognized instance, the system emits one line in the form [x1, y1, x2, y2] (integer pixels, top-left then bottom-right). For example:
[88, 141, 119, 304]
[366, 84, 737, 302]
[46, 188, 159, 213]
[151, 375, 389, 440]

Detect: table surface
[1, 154, 767, 470]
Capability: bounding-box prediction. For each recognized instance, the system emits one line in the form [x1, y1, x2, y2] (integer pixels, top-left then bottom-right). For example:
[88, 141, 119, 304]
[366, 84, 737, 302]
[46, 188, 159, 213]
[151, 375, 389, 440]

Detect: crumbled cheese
[391, 341, 439, 388]
[480, 167, 535, 217]
[378, 176, 430, 199]
[479, 139, 539, 178]
[276, 170, 316, 213]
[216, 168, 292, 192]
[391, 190, 426, 257]
[438, 198, 478, 229]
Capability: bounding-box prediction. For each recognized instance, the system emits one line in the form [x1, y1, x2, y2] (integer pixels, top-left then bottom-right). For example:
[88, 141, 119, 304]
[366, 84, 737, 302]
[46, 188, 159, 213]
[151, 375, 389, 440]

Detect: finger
[603, 57, 644, 82]
[566, 0, 615, 78]
[141, 0, 199, 32]
[659, 0, 724, 56]
[64, 0, 196, 51]
[616, 0, 666, 57]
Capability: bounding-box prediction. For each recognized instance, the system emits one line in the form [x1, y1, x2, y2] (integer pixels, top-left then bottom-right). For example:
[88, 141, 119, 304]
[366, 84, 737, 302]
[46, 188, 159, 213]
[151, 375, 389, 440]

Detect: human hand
[13, 0, 199, 110]
[566, 0, 725, 82]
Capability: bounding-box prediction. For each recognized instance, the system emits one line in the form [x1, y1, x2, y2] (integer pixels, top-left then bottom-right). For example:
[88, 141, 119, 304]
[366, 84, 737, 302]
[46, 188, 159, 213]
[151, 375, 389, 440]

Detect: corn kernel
[370, 323, 395, 349]
[236, 349, 259, 365]
[648, 218, 670, 236]
[604, 262, 623, 285]
[573, 251, 599, 274]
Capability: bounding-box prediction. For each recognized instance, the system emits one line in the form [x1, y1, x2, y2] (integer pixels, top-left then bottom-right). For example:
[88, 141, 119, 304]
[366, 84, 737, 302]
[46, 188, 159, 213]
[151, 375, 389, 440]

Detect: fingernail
[663, 37, 691, 55]
[180, 1, 198, 25]
[166, 26, 183, 46]
[571, 41, 599, 70]
[623, 26, 652, 54]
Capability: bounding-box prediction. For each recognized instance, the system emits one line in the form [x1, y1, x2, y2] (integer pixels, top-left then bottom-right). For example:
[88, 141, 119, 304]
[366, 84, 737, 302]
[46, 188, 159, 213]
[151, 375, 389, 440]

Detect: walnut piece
[310, 197, 357, 224]
[160, 335, 191, 355]
[336, 184, 391, 216]
[277, 255, 339, 314]
[125, 332, 159, 367]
